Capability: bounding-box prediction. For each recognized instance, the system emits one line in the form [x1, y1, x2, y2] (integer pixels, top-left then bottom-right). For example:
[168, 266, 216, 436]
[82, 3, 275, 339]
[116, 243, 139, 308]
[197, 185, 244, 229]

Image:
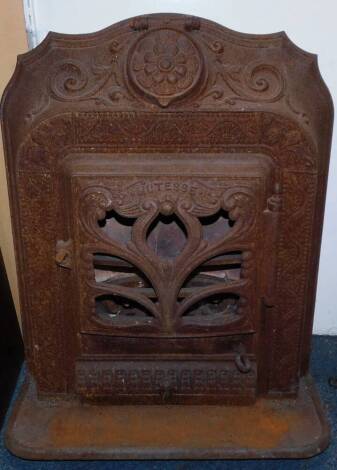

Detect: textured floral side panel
[269, 171, 317, 392]
[17, 171, 69, 393]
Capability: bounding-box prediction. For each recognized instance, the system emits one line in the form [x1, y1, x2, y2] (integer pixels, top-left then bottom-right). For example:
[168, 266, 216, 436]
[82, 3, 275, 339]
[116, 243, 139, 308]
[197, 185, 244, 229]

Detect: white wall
[24, 0, 337, 334]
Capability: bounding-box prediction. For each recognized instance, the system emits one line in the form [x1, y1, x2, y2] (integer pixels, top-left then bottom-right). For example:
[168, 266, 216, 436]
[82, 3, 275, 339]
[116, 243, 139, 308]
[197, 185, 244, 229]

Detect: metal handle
[235, 353, 252, 374]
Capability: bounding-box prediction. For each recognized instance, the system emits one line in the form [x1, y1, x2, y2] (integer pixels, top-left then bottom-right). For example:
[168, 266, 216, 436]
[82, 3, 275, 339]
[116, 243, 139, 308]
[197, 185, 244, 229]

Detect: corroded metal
[1, 13, 333, 459]
[4, 376, 331, 459]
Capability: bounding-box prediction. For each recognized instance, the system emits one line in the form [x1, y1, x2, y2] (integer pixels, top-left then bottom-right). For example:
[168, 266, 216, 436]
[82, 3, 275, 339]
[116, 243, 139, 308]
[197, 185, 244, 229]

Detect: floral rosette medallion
[128, 28, 203, 106]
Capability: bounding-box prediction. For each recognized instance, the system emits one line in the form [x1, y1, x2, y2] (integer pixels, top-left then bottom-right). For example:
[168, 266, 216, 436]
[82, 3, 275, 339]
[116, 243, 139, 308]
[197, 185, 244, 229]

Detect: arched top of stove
[1, 13, 333, 170]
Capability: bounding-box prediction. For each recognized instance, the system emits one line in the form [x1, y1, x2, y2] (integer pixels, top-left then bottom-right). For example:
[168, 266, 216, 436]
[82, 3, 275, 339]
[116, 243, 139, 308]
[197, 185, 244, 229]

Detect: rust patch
[5, 377, 330, 459]
[49, 401, 291, 450]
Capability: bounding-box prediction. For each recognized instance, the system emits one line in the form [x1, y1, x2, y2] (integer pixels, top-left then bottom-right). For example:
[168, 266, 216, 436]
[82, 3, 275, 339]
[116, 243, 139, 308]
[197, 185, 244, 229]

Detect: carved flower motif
[143, 42, 188, 86]
[129, 29, 202, 107]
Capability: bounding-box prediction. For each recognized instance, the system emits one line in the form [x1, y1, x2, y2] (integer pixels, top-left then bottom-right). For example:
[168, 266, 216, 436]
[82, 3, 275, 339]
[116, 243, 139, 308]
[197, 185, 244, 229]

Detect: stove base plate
[5, 374, 330, 460]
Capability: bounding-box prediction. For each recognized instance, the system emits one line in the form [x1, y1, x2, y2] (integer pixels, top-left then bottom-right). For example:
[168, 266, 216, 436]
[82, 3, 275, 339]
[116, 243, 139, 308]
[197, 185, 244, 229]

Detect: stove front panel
[61, 152, 276, 403]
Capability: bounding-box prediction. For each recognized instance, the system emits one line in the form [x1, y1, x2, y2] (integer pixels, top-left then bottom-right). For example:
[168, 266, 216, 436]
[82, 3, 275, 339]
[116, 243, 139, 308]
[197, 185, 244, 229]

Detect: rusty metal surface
[5, 374, 330, 460]
[0, 12, 333, 458]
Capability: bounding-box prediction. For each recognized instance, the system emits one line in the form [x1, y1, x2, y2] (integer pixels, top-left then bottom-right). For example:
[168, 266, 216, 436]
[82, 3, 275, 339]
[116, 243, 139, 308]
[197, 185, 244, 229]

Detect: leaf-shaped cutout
[93, 253, 151, 288]
[183, 293, 241, 326]
[146, 213, 187, 259]
[95, 294, 156, 327]
[97, 209, 136, 245]
[198, 209, 235, 244]
[181, 251, 242, 293]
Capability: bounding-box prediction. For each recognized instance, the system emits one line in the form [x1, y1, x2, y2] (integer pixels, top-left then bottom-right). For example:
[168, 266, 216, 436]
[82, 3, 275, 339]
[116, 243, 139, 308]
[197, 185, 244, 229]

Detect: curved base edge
[5, 374, 331, 460]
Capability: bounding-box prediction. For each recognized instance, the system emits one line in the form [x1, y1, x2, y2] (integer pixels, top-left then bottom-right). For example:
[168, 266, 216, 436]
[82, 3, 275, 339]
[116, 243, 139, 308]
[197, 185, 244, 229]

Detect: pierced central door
[62, 152, 276, 403]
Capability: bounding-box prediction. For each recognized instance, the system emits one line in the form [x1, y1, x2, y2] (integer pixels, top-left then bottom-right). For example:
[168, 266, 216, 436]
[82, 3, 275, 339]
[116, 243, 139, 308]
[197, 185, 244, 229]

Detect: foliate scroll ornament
[51, 60, 91, 101]
[128, 29, 204, 107]
[48, 40, 131, 106]
[202, 57, 285, 105]
[80, 187, 114, 241]
[222, 61, 285, 104]
[222, 188, 256, 237]
[79, 180, 257, 244]
[261, 114, 315, 169]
